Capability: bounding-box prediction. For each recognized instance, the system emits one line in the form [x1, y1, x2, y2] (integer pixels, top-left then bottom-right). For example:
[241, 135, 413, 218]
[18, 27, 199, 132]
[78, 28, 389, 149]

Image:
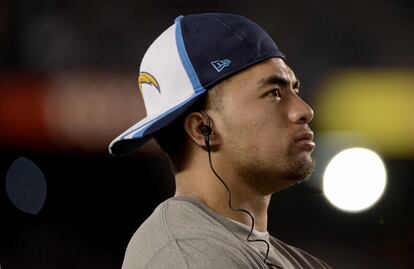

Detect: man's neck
[175, 165, 271, 232]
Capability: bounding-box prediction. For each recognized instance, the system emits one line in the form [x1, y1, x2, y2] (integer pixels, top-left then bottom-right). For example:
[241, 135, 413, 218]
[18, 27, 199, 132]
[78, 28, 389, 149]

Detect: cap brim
[109, 89, 206, 157]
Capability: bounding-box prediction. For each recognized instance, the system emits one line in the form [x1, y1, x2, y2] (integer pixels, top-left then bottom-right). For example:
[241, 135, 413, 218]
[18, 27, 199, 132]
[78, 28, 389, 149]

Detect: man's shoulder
[137, 197, 229, 239]
[126, 197, 210, 246]
[122, 197, 256, 269]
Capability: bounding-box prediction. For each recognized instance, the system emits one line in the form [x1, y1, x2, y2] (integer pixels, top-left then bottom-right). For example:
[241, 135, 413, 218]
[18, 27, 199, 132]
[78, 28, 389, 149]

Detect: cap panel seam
[205, 15, 245, 41]
[205, 15, 259, 58]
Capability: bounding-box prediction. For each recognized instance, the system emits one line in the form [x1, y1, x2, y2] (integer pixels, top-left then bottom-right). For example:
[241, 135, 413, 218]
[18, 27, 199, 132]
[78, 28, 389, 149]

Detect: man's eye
[268, 89, 281, 98]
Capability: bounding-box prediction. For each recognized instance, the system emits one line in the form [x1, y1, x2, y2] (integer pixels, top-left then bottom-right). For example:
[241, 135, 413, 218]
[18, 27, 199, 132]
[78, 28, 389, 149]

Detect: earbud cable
[204, 136, 271, 264]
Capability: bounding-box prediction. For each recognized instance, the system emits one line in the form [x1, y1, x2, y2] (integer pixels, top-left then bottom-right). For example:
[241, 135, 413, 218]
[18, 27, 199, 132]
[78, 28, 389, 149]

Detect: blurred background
[0, 0, 413, 268]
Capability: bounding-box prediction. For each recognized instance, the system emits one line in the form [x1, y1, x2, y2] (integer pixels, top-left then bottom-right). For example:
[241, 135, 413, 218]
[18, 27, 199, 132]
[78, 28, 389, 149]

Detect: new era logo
[211, 59, 231, 72]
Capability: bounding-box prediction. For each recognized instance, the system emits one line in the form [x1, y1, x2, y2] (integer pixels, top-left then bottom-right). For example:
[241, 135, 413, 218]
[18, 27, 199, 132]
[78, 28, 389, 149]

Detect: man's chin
[283, 157, 315, 183]
[238, 156, 315, 194]
[270, 161, 314, 193]
[260, 158, 314, 194]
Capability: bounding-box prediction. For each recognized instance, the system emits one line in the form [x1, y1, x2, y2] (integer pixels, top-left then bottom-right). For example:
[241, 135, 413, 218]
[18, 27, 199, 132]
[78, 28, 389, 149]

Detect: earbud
[200, 125, 212, 148]
[199, 111, 213, 148]
[200, 125, 212, 136]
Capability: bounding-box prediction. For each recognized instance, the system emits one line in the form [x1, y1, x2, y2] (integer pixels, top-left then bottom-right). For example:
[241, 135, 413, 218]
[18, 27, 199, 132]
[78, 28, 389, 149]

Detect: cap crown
[181, 13, 285, 88]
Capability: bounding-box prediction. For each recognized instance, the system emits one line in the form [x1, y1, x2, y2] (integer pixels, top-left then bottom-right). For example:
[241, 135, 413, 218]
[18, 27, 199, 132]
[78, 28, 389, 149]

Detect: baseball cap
[109, 13, 286, 157]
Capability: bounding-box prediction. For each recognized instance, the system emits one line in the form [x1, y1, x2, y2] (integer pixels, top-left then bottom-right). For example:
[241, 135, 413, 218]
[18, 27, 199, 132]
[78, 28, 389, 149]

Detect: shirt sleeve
[143, 238, 256, 269]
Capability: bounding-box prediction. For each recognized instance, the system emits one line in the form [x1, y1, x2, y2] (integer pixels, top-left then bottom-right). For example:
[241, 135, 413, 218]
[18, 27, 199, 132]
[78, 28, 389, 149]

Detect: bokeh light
[5, 157, 47, 215]
[323, 147, 387, 213]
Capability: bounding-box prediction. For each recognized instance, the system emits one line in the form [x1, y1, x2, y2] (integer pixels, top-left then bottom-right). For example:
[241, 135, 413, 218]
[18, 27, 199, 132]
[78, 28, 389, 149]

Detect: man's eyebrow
[259, 75, 300, 88]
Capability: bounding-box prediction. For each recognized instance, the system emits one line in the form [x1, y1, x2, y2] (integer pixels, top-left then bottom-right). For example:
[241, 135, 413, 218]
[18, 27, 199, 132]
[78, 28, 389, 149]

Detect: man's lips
[293, 131, 315, 150]
[294, 131, 314, 142]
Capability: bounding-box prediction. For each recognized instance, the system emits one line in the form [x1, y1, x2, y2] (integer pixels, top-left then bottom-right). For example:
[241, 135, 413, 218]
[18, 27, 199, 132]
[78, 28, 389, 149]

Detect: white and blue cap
[109, 13, 286, 157]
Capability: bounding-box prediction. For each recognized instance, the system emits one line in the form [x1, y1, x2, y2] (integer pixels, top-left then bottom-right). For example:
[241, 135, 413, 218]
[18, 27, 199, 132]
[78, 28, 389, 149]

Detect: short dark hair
[153, 81, 225, 174]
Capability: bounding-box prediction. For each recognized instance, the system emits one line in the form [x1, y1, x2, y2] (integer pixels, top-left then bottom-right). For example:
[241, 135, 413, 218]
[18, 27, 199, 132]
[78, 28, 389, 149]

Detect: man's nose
[287, 95, 314, 124]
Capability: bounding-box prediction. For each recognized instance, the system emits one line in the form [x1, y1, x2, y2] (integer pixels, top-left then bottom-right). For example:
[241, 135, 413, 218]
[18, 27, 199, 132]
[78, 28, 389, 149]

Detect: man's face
[212, 58, 315, 194]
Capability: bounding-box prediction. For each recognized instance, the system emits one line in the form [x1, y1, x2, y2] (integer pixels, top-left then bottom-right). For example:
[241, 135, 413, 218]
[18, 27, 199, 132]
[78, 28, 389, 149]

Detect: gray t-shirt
[122, 197, 331, 269]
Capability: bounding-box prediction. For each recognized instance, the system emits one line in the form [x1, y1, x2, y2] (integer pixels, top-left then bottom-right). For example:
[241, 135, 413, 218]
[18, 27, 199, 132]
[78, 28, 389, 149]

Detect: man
[109, 13, 331, 269]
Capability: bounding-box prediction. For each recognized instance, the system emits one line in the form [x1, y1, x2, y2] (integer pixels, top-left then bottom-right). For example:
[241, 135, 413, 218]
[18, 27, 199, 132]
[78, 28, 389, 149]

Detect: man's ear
[183, 112, 218, 148]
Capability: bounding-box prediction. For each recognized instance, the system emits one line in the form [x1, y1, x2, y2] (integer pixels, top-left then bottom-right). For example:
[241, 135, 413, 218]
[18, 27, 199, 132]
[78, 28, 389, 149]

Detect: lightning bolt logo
[138, 72, 160, 94]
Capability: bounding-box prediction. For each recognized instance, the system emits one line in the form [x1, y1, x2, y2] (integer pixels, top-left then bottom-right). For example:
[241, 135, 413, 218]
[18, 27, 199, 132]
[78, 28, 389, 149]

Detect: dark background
[1, 0, 413, 268]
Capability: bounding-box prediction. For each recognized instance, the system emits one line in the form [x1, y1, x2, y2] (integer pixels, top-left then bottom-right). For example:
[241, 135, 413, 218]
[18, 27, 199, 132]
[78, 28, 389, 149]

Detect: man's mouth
[293, 131, 315, 151]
